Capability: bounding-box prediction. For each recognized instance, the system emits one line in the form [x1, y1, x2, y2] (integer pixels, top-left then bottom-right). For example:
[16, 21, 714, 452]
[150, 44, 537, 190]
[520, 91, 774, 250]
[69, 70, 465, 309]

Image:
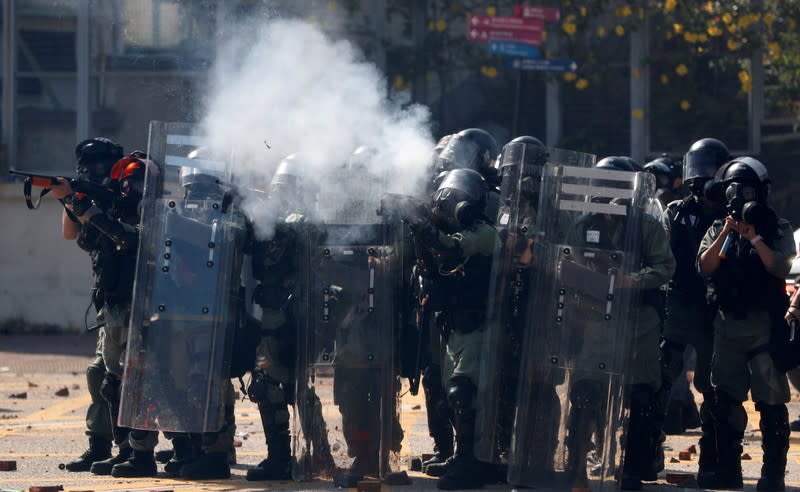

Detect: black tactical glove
[70, 193, 94, 217]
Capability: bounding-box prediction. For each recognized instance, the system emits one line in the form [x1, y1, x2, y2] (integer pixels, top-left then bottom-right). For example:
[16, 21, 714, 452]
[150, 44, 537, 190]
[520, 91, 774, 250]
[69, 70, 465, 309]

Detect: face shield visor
[435, 135, 483, 173]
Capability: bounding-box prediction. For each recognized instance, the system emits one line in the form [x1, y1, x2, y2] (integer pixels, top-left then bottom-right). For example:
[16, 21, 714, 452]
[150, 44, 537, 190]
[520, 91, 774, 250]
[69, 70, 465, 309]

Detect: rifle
[9, 170, 118, 213]
[378, 193, 429, 224]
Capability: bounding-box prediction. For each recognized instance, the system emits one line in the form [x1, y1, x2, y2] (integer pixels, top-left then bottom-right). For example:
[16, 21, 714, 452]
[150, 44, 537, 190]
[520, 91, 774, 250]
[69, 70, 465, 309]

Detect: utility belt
[435, 309, 485, 339]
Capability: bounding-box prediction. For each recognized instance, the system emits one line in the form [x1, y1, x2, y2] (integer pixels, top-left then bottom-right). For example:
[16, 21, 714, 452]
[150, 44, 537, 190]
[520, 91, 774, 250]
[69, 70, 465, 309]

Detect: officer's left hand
[70, 193, 93, 217]
[737, 221, 757, 241]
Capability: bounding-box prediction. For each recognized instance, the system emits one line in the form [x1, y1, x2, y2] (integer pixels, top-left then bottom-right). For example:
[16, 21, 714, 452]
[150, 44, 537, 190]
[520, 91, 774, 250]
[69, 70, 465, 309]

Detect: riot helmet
[435, 128, 499, 180]
[643, 158, 673, 190]
[268, 153, 317, 215]
[75, 137, 124, 182]
[683, 138, 730, 195]
[111, 153, 157, 215]
[431, 168, 487, 233]
[180, 147, 227, 200]
[347, 145, 378, 171]
[498, 136, 547, 202]
[595, 156, 640, 173]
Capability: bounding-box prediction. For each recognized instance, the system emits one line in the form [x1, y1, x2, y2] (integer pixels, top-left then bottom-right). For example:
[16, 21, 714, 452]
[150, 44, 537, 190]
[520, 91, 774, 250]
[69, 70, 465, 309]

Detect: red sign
[514, 5, 561, 23]
[467, 15, 544, 45]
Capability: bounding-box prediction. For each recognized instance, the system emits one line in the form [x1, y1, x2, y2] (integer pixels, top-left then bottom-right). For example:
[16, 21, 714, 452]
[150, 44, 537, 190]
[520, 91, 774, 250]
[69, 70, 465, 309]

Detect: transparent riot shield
[119, 121, 246, 433]
[292, 183, 402, 481]
[476, 146, 596, 464]
[507, 164, 657, 490]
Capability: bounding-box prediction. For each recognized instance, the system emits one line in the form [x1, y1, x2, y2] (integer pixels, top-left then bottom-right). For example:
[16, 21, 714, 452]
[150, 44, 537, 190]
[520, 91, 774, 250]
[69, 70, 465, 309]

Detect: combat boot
[90, 445, 132, 475]
[64, 436, 112, 472]
[246, 423, 292, 481]
[565, 388, 598, 490]
[422, 367, 455, 474]
[179, 452, 231, 480]
[437, 407, 484, 490]
[696, 396, 718, 486]
[755, 403, 789, 492]
[110, 449, 157, 478]
[697, 391, 744, 490]
[621, 385, 660, 491]
[164, 434, 201, 477]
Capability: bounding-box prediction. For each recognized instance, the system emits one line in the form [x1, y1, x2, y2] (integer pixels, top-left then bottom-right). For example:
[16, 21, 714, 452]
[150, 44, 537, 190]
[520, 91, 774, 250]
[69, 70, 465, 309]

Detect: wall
[0, 183, 94, 332]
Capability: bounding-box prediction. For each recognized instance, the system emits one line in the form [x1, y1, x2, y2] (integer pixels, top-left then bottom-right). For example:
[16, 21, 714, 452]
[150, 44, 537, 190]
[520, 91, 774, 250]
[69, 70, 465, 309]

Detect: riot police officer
[245, 153, 337, 482]
[697, 157, 795, 491]
[660, 138, 729, 481]
[49, 138, 123, 472]
[407, 168, 500, 489]
[644, 154, 681, 206]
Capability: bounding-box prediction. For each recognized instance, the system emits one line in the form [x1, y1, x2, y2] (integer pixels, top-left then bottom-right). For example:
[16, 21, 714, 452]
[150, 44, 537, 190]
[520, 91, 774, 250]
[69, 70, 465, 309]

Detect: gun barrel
[9, 170, 60, 187]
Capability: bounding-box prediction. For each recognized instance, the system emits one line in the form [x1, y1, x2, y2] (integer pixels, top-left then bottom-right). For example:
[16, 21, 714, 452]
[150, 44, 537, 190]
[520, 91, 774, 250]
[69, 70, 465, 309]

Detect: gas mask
[431, 188, 478, 234]
[724, 182, 757, 220]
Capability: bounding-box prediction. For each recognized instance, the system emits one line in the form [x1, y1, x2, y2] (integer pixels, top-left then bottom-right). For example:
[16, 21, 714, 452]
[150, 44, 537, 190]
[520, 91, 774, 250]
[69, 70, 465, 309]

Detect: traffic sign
[514, 5, 561, 22]
[508, 58, 578, 72]
[488, 40, 540, 59]
[467, 15, 544, 44]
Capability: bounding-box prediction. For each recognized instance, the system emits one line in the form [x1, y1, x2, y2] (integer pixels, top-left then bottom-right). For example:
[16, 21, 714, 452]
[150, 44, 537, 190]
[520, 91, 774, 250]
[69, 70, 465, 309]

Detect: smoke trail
[198, 15, 434, 238]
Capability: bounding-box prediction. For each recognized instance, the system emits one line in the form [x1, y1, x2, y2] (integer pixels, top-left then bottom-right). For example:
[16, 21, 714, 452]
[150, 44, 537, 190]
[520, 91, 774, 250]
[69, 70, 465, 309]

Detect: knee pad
[446, 375, 475, 414]
[714, 390, 747, 434]
[755, 402, 789, 422]
[99, 373, 121, 404]
[87, 363, 106, 395]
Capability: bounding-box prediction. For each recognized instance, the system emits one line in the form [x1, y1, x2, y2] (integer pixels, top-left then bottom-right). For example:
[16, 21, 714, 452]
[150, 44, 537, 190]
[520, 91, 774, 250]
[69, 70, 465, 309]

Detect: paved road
[2, 334, 800, 491]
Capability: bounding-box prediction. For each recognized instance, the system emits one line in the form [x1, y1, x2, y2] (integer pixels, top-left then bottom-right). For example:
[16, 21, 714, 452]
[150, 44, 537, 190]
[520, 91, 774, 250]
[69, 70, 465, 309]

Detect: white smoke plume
[198, 15, 434, 238]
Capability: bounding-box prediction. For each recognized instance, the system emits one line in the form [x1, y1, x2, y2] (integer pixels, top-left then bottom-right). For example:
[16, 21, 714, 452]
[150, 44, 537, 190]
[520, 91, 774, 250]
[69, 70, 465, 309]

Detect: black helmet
[714, 156, 770, 204]
[643, 158, 673, 189]
[180, 147, 227, 200]
[683, 138, 730, 195]
[596, 156, 640, 172]
[435, 128, 498, 178]
[431, 168, 487, 233]
[74, 137, 124, 180]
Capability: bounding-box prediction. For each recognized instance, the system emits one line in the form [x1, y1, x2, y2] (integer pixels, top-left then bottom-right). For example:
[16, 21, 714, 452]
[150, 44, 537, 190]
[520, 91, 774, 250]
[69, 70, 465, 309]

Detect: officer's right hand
[49, 177, 73, 200]
[70, 193, 93, 217]
[787, 305, 800, 325]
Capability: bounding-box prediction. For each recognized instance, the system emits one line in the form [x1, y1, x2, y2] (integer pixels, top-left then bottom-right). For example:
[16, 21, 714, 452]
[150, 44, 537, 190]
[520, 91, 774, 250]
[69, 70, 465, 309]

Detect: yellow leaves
[683, 32, 698, 43]
[727, 38, 739, 51]
[580, 6, 587, 17]
[675, 64, 689, 76]
[702, 1, 714, 13]
[481, 66, 498, 78]
[632, 108, 645, 120]
[486, 6, 497, 16]
[615, 5, 632, 17]
[673, 23, 683, 34]
[698, 33, 708, 43]
[597, 27, 607, 38]
[615, 24, 625, 36]
[722, 12, 733, 25]
[664, 0, 676, 13]
[680, 100, 691, 111]
[660, 74, 670, 85]
[665, 31, 673, 40]
[738, 70, 752, 93]
[764, 12, 776, 27]
[575, 78, 589, 90]
[707, 25, 723, 37]
[393, 75, 406, 91]
[563, 72, 577, 82]
[768, 42, 781, 62]
[563, 22, 577, 36]
[436, 19, 447, 32]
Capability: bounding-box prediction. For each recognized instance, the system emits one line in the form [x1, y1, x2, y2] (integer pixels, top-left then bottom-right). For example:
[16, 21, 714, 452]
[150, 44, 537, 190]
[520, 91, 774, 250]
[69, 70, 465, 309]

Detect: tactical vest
[668, 198, 718, 301]
[711, 233, 787, 318]
[428, 244, 493, 314]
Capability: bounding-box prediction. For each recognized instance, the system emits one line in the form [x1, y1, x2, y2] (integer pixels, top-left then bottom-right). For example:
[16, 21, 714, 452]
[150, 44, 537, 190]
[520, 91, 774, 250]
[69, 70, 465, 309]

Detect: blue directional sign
[488, 40, 540, 59]
[508, 58, 578, 72]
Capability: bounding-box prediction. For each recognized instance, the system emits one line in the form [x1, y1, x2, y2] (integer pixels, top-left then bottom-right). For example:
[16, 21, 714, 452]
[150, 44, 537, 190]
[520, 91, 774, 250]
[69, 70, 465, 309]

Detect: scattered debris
[409, 457, 422, 471]
[54, 387, 69, 397]
[666, 473, 695, 485]
[0, 415, 19, 420]
[686, 444, 697, 454]
[233, 439, 243, 448]
[0, 460, 17, 471]
[741, 453, 752, 460]
[27, 382, 38, 388]
[71, 384, 80, 390]
[29, 487, 64, 492]
[356, 480, 381, 492]
[669, 457, 680, 463]
[411, 404, 421, 410]
[383, 470, 412, 485]
[678, 451, 692, 460]
[8, 393, 26, 399]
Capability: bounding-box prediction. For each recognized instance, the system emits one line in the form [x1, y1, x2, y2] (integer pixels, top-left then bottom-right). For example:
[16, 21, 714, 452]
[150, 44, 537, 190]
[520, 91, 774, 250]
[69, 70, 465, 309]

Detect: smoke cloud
[198, 15, 434, 238]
